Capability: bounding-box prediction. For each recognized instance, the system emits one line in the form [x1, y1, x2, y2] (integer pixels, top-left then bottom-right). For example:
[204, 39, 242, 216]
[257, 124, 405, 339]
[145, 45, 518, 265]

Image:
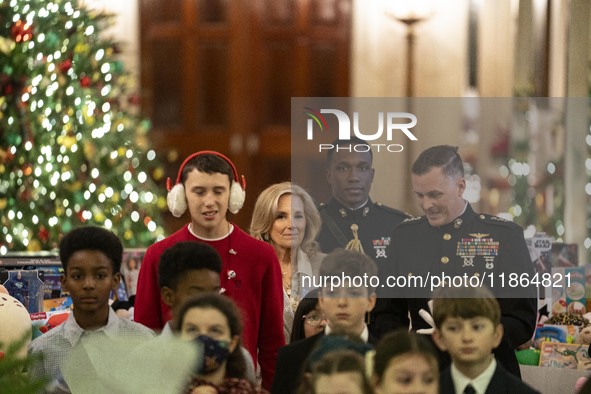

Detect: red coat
[134, 224, 285, 389]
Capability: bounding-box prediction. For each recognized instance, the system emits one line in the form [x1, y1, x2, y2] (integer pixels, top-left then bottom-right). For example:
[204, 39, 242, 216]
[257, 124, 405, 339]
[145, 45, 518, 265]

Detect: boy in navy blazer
[271, 249, 378, 394]
[431, 286, 539, 394]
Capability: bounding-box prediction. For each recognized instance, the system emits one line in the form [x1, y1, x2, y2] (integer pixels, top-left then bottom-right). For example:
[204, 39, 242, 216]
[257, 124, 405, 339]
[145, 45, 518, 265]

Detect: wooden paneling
[139, 0, 351, 232]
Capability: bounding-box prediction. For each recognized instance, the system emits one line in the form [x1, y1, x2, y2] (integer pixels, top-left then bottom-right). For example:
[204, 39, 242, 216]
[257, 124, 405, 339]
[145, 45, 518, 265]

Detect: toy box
[539, 342, 591, 370]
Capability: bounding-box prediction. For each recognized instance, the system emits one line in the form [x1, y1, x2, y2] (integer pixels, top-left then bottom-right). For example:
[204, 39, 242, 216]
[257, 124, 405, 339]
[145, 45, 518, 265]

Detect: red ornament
[80, 76, 91, 88]
[38, 226, 50, 242]
[77, 210, 87, 222]
[3, 82, 13, 95]
[19, 189, 31, 201]
[59, 59, 72, 73]
[128, 94, 141, 106]
[10, 20, 33, 43]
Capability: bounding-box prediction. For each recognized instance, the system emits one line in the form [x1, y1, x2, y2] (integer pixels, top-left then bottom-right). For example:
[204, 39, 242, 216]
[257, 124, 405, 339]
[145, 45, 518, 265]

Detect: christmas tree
[0, 0, 166, 253]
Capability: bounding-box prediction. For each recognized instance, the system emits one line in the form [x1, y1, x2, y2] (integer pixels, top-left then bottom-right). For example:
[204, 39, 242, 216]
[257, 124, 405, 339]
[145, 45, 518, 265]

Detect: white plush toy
[0, 288, 32, 359]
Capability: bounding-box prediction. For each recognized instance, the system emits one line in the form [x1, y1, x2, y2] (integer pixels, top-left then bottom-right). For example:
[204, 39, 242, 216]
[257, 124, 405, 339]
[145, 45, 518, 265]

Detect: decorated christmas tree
[0, 0, 166, 253]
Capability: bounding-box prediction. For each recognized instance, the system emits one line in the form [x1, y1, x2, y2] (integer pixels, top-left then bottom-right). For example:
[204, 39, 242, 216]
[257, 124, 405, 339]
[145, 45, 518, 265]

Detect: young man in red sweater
[134, 151, 284, 389]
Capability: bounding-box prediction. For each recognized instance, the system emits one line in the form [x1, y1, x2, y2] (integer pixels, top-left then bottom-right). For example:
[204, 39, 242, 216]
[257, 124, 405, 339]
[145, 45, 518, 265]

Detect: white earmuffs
[166, 150, 246, 217]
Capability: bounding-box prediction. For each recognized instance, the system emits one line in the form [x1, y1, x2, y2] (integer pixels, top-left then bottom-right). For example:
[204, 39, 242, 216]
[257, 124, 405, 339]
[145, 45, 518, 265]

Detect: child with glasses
[290, 288, 327, 342]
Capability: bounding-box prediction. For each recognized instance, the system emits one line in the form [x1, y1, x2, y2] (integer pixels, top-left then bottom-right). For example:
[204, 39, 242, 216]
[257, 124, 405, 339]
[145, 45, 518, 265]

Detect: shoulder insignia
[402, 216, 424, 224]
[476, 213, 519, 229]
[374, 202, 410, 218]
[490, 215, 509, 222]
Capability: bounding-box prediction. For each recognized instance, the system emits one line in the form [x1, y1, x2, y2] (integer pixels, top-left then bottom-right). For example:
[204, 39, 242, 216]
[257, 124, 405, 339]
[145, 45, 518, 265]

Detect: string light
[1, 0, 165, 252]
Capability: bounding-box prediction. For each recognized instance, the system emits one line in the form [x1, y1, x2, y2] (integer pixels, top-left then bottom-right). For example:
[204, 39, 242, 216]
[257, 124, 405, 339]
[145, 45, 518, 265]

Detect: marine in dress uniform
[379, 145, 537, 378]
[380, 202, 537, 378]
[317, 139, 410, 339]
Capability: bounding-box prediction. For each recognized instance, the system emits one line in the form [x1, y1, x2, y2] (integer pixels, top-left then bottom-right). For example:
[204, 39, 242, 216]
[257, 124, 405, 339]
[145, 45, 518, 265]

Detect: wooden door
[139, 0, 351, 231]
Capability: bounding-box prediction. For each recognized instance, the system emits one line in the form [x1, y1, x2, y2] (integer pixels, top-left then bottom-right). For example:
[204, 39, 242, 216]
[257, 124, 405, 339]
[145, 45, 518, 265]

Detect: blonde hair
[250, 182, 321, 255]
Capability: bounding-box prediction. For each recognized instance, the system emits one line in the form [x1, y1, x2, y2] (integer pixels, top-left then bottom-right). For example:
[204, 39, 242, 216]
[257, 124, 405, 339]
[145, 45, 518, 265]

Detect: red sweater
[134, 224, 285, 389]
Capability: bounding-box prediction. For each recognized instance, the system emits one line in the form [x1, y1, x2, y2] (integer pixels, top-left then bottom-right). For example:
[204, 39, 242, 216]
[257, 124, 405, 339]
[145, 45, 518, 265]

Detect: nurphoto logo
[304, 107, 418, 153]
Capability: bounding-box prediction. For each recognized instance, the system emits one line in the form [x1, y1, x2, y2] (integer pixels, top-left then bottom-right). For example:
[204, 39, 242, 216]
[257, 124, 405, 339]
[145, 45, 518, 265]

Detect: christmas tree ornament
[0, 37, 15, 55]
[0, 0, 165, 251]
[10, 20, 33, 43]
[80, 75, 91, 87]
[58, 59, 72, 73]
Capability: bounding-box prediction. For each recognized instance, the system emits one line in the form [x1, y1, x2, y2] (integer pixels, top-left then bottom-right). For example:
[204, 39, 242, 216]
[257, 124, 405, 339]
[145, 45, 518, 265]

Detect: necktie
[464, 384, 476, 394]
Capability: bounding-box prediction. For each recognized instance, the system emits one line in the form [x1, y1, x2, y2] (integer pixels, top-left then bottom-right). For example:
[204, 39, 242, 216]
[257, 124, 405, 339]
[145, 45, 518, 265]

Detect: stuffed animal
[577, 325, 591, 345]
[0, 292, 32, 359]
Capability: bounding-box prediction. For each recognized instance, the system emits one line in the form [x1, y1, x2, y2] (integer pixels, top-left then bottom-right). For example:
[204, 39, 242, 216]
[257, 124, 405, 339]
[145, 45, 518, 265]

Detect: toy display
[539, 342, 591, 370]
[577, 326, 591, 345]
[0, 293, 33, 359]
[1, 270, 44, 313]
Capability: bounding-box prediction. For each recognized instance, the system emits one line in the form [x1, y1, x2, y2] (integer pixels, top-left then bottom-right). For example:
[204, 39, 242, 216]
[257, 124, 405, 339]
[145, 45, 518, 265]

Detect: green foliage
[0, 333, 48, 393]
[0, 0, 166, 251]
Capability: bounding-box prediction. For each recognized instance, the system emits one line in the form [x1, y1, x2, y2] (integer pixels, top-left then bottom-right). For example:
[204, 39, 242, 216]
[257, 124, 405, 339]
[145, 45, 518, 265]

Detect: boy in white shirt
[431, 286, 538, 394]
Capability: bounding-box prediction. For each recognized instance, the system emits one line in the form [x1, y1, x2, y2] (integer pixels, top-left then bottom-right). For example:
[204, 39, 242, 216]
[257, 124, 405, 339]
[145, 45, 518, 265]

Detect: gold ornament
[157, 196, 167, 209]
[57, 135, 76, 149]
[153, 167, 164, 181]
[74, 42, 90, 54]
[27, 239, 42, 252]
[0, 37, 15, 55]
[83, 142, 96, 159]
[94, 211, 105, 222]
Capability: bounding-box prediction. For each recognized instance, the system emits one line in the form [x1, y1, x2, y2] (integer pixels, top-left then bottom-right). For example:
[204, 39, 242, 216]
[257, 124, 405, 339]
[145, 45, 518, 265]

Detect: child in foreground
[432, 285, 539, 394]
[372, 329, 439, 394]
[28, 226, 154, 392]
[300, 349, 373, 394]
[175, 293, 266, 394]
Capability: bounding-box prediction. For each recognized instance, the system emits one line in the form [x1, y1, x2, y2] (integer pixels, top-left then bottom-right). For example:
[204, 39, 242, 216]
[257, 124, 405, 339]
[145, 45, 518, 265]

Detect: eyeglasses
[302, 313, 326, 327]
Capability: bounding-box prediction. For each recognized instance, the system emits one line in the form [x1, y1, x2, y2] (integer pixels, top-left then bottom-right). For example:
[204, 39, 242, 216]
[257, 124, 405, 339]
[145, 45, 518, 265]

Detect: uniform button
[408, 272, 412, 276]
[480, 215, 486, 219]
[441, 257, 449, 264]
[443, 233, 451, 240]
[473, 272, 480, 277]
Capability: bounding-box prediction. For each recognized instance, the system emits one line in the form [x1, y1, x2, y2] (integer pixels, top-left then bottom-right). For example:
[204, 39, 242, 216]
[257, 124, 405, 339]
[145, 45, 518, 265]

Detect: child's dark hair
[158, 242, 222, 289]
[432, 285, 501, 328]
[318, 249, 378, 294]
[174, 293, 246, 379]
[307, 332, 373, 369]
[290, 288, 321, 343]
[180, 153, 234, 186]
[373, 329, 439, 384]
[298, 349, 373, 394]
[59, 226, 123, 273]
